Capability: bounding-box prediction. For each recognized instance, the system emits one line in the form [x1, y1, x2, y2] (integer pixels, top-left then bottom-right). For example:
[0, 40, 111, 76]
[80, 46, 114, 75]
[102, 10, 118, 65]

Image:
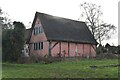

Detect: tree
[105, 43, 111, 48]
[0, 7, 12, 30]
[79, 2, 116, 45]
[96, 44, 106, 54]
[2, 29, 14, 61]
[2, 21, 25, 62]
[0, 8, 3, 32]
[11, 21, 25, 62]
[0, 8, 3, 26]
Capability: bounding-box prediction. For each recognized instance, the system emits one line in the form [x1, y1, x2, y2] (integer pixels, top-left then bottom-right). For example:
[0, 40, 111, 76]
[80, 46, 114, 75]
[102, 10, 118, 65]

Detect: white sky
[0, 0, 119, 46]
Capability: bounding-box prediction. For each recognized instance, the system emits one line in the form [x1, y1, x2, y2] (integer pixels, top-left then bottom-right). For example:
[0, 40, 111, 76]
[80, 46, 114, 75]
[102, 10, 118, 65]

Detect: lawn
[2, 59, 119, 78]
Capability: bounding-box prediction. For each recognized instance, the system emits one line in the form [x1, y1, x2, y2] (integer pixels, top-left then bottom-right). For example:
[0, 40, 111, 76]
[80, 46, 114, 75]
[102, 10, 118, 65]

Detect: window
[41, 42, 43, 49]
[40, 27, 44, 33]
[38, 27, 41, 34]
[33, 27, 37, 35]
[34, 43, 38, 50]
[33, 27, 44, 35]
[34, 42, 43, 50]
[33, 28, 36, 35]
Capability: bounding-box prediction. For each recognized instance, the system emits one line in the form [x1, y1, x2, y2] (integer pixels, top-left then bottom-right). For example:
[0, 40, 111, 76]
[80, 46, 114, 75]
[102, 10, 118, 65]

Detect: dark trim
[48, 39, 98, 45]
[83, 44, 84, 54]
[59, 42, 61, 57]
[51, 42, 59, 50]
[90, 45, 91, 56]
[27, 12, 38, 43]
[91, 44, 96, 52]
[68, 42, 70, 57]
[33, 42, 43, 50]
[48, 41, 52, 57]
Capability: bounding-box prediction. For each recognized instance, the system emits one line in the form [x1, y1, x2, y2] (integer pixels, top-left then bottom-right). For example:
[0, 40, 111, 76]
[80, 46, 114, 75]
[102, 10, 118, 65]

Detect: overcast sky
[0, 0, 119, 46]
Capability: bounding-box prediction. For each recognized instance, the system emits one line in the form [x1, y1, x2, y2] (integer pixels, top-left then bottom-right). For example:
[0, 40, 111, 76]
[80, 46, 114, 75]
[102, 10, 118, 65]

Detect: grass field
[2, 59, 119, 78]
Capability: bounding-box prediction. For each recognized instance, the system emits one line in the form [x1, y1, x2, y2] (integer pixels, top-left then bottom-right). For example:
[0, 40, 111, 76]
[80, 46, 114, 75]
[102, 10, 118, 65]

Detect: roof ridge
[36, 11, 85, 23]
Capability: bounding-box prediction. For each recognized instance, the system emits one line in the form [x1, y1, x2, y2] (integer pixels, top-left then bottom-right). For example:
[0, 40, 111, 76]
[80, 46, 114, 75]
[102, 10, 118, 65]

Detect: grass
[0, 62, 1, 79]
[0, 47, 2, 79]
[2, 59, 119, 78]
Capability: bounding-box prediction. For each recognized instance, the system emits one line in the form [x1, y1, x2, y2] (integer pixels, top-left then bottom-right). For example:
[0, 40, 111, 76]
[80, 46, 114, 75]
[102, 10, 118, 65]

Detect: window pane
[41, 27, 44, 33]
[36, 43, 38, 50]
[40, 27, 42, 34]
[36, 27, 38, 35]
[34, 43, 37, 50]
[34, 28, 37, 35]
[34, 42, 44, 50]
[41, 42, 43, 49]
[36, 43, 37, 50]
[39, 42, 41, 50]
[34, 27, 44, 35]
[33, 28, 35, 35]
[38, 27, 40, 34]
[34, 43, 35, 50]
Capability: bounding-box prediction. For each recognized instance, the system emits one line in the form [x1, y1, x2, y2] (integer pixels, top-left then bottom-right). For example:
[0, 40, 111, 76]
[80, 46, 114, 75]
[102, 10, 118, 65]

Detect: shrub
[96, 53, 119, 59]
[96, 45, 107, 54]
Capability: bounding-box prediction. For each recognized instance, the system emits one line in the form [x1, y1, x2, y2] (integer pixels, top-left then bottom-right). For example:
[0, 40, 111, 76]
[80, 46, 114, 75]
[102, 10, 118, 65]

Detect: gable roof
[27, 12, 97, 45]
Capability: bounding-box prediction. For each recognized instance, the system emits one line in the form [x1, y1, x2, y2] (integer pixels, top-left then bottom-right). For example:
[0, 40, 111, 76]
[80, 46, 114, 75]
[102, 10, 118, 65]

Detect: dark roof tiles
[25, 29, 30, 41]
[27, 12, 98, 45]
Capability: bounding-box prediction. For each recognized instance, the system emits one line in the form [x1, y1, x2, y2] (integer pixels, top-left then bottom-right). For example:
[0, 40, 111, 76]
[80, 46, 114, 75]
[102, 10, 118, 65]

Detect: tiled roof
[27, 12, 97, 44]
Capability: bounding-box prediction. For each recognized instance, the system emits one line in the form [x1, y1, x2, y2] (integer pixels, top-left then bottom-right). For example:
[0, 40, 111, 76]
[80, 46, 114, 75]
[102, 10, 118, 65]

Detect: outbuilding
[26, 12, 98, 58]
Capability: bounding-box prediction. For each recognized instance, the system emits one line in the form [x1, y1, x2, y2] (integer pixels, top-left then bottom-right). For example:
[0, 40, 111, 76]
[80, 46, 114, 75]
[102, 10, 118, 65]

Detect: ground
[2, 59, 119, 78]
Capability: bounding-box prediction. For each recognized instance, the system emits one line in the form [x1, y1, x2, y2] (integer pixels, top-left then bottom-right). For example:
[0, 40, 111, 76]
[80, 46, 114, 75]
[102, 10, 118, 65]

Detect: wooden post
[51, 42, 59, 50]
[48, 41, 52, 57]
[91, 45, 96, 52]
[29, 43, 33, 56]
[28, 44, 31, 56]
[68, 42, 70, 57]
[59, 42, 61, 57]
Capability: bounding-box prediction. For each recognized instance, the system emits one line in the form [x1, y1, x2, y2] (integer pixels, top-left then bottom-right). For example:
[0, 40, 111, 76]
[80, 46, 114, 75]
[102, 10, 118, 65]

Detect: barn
[26, 12, 98, 58]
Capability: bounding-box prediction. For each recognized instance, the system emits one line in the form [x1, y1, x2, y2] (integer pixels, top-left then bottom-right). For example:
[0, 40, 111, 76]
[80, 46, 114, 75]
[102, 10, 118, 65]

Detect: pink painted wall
[77, 44, 83, 57]
[51, 42, 96, 57]
[61, 42, 68, 57]
[83, 44, 90, 57]
[51, 42, 59, 57]
[29, 18, 48, 57]
[29, 18, 96, 58]
[90, 45, 96, 57]
[69, 43, 76, 57]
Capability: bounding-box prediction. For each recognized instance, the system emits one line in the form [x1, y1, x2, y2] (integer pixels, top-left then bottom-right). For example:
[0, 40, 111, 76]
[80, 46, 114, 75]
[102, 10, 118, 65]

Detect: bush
[96, 53, 119, 59]
[96, 45, 107, 54]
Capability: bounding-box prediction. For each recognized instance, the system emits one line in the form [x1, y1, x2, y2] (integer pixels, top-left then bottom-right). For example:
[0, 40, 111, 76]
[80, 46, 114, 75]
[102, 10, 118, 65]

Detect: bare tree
[0, 7, 12, 30]
[79, 2, 116, 45]
[0, 8, 3, 29]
